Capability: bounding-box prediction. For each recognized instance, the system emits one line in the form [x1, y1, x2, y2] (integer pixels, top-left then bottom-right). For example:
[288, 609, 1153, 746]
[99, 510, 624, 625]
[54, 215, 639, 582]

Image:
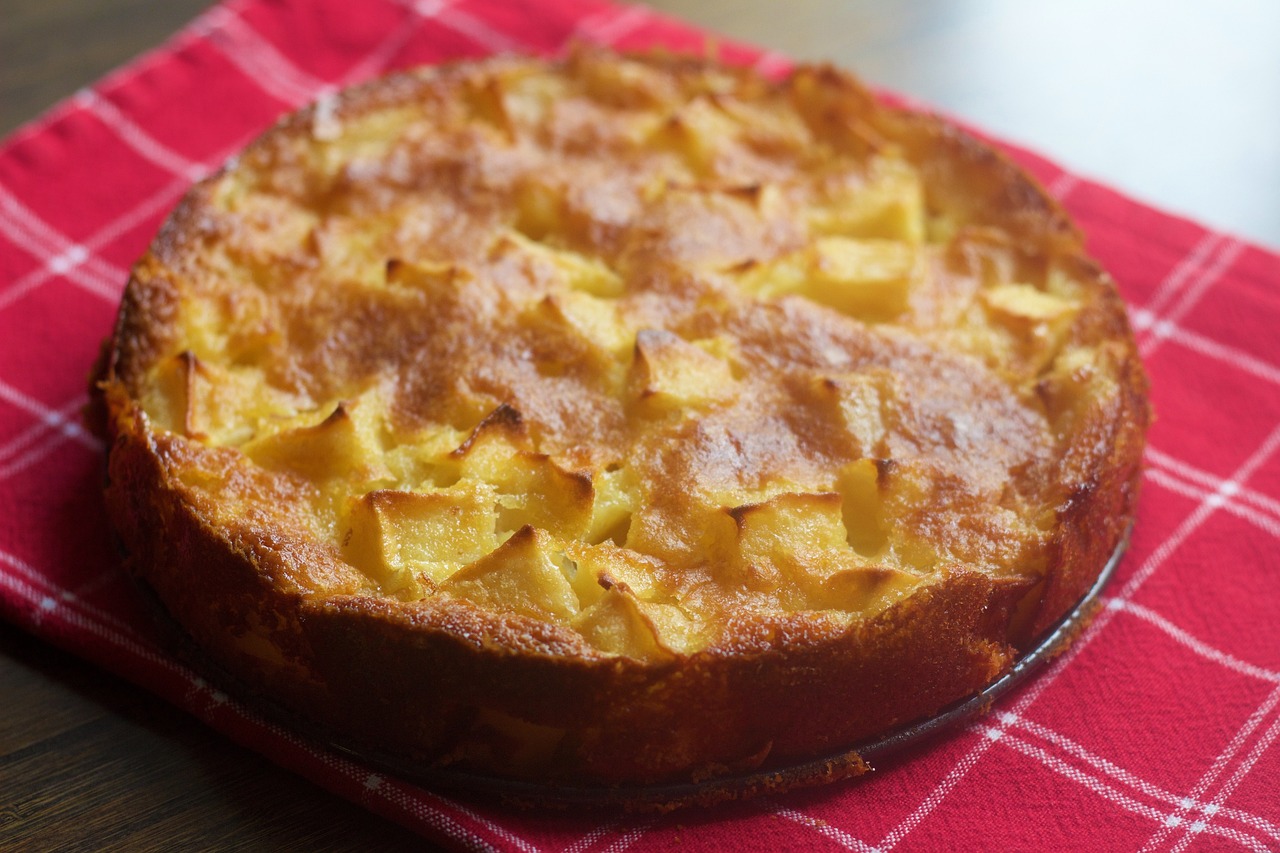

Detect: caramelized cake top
[106, 49, 1147, 663]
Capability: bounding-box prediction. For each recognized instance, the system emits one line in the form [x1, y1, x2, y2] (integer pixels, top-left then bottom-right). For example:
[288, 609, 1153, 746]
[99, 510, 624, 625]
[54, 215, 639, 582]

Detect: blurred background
[647, 0, 1280, 249]
[4, 0, 1279, 247]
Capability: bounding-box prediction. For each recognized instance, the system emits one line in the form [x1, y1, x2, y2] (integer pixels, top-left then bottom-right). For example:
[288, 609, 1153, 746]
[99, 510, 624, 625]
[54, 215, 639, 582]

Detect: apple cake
[95, 47, 1149, 797]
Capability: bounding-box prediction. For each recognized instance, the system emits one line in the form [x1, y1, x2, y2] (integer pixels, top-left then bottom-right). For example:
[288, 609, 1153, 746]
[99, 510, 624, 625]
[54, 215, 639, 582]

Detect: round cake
[95, 48, 1149, 798]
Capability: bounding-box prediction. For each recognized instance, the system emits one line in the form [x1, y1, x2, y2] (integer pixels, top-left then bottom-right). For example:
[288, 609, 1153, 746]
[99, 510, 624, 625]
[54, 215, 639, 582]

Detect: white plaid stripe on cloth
[2, 1, 1279, 850]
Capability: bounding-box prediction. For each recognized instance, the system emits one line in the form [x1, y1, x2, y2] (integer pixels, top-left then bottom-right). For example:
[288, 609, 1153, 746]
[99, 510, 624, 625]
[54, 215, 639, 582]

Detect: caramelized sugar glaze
[98, 49, 1149, 791]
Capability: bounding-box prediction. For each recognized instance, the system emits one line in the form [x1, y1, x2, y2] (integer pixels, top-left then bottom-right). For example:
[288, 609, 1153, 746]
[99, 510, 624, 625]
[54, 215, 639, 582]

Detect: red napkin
[3, 0, 1280, 849]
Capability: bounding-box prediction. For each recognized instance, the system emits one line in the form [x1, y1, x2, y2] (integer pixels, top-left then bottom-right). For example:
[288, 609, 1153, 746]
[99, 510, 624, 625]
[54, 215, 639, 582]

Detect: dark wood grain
[1, 0, 215, 136]
[0, 623, 430, 852]
[2, 1, 1277, 850]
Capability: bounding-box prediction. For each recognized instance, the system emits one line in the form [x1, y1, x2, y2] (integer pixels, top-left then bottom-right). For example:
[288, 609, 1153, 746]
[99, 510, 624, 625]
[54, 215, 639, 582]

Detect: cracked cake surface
[96, 47, 1149, 795]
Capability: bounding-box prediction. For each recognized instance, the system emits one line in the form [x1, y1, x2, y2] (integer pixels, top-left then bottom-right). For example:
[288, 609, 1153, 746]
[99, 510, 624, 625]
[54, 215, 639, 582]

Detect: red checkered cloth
[2, 0, 1279, 850]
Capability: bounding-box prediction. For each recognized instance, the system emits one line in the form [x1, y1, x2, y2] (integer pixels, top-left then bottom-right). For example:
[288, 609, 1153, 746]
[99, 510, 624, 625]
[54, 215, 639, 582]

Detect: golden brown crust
[96, 48, 1149, 790]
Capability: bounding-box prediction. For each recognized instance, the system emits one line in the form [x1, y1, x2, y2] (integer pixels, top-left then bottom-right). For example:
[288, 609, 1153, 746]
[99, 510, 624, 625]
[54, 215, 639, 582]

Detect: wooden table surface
[2, 1, 1277, 850]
